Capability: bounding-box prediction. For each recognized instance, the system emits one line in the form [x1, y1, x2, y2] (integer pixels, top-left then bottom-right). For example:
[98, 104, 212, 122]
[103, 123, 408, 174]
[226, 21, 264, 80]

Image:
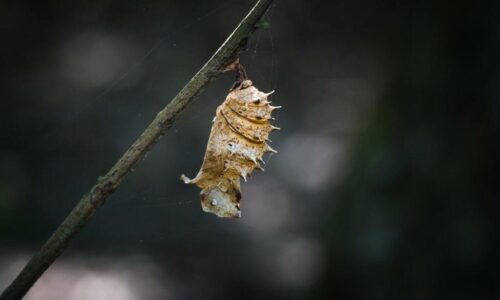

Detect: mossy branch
[0, 1, 273, 299]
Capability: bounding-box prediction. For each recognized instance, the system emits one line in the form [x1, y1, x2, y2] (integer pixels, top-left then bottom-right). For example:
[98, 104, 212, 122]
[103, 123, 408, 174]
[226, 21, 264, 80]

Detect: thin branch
[0, 1, 273, 299]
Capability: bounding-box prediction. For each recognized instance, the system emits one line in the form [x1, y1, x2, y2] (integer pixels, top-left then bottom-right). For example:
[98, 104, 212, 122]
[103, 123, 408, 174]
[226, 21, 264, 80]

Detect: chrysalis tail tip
[180, 174, 192, 184]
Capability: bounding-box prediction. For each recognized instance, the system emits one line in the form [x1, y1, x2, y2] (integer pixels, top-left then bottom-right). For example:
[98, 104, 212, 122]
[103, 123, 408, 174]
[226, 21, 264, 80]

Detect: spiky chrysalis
[181, 79, 280, 218]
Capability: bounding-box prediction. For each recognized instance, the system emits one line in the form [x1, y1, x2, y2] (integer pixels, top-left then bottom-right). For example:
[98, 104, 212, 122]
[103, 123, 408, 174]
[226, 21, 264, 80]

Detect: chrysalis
[181, 68, 280, 218]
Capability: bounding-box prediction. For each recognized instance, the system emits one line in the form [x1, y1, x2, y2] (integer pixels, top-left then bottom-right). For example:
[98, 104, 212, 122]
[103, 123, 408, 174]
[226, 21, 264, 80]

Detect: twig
[0, 1, 273, 299]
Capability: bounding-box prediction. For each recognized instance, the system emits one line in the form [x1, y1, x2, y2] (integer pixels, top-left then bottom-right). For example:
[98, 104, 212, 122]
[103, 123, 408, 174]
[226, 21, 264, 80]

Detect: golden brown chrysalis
[181, 75, 280, 218]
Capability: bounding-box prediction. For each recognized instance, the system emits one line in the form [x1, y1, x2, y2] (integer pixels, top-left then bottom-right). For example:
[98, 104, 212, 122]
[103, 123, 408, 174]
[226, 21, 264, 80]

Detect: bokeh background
[1, 0, 499, 299]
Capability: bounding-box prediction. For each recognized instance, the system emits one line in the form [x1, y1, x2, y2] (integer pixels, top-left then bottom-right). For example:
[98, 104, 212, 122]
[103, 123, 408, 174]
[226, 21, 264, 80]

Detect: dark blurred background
[1, 0, 499, 299]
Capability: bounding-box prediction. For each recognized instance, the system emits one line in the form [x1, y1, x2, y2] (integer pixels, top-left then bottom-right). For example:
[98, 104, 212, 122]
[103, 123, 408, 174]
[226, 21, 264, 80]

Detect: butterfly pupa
[181, 78, 280, 218]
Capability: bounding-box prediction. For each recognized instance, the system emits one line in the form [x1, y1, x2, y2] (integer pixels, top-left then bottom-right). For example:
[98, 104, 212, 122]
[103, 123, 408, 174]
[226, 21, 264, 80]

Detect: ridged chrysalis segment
[181, 80, 280, 218]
